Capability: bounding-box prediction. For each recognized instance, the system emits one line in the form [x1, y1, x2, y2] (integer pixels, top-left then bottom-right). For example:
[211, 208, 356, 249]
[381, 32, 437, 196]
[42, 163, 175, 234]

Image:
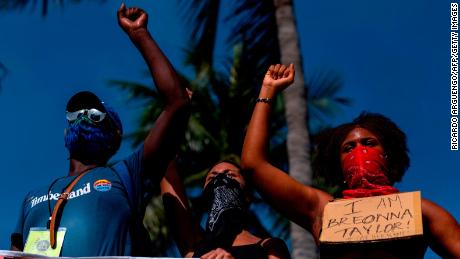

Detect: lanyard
[48, 168, 92, 249]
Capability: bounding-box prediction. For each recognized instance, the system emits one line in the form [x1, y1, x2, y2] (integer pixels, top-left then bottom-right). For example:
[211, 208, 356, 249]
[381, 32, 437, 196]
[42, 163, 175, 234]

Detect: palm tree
[110, 1, 284, 255]
[272, 0, 317, 257]
[110, 44, 288, 257]
[111, 0, 351, 256]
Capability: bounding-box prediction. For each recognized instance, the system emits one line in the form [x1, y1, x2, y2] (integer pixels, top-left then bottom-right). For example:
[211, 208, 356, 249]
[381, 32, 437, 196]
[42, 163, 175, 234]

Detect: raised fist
[262, 63, 295, 93]
[117, 3, 148, 35]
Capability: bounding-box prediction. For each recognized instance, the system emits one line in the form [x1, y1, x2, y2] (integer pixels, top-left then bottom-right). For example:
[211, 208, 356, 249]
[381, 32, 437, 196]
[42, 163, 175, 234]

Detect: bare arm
[160, 160, 203, 257]
[422, 198, 460, 258]
[118, 4, 190, 182]
[241, 64, 331, 240]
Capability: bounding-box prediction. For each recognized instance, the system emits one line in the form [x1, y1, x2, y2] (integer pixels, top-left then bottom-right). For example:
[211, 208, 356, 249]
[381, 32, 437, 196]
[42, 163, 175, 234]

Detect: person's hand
[117, 3, 148, 35]
[262, 63, 295, 93]
[201, 248, 235, 259]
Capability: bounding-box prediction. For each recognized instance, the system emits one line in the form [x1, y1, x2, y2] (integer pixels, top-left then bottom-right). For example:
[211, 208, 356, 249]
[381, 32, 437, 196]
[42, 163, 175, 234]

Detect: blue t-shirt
[13, 146, 153, 256]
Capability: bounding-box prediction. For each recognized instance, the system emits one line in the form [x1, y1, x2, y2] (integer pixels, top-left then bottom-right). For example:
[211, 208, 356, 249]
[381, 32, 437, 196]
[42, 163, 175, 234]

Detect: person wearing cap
[10, 4, 190, 257]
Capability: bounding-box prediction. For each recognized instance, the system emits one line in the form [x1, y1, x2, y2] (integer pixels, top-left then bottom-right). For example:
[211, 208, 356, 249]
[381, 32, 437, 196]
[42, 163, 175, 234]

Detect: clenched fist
[262, 63, 295, 93]
[117, 3, 148, 36]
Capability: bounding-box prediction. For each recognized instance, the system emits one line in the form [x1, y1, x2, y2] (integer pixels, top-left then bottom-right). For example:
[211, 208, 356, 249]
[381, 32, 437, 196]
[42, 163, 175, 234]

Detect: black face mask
[202, 173, 248, 247]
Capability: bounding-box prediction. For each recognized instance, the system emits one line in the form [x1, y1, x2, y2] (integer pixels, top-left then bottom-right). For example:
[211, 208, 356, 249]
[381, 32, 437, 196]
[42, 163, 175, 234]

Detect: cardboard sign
[320, 191, 423, 243]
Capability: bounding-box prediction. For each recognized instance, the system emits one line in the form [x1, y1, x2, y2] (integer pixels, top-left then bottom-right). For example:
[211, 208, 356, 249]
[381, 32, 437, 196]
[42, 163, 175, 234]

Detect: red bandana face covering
[341, 145, 398, 198]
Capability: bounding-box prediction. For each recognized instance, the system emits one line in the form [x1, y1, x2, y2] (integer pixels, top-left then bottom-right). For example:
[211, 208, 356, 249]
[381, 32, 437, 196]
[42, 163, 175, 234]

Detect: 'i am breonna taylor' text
[320, 192, 422, 243]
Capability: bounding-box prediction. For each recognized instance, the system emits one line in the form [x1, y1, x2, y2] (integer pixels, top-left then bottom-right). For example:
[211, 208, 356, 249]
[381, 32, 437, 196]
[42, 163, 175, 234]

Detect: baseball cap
[66, 91, 123, 134]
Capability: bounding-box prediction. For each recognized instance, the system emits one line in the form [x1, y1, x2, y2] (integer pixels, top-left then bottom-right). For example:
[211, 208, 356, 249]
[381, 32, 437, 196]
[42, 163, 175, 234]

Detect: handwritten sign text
[320, 191, 423, 243]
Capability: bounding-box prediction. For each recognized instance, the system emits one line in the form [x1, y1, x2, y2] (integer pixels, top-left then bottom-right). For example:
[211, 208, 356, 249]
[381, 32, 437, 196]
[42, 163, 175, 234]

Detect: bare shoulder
[261, 237, 291, 259]
[421, 198, 459, 235]
[421, 198, 460, 258]
[421, 198, 457, 221]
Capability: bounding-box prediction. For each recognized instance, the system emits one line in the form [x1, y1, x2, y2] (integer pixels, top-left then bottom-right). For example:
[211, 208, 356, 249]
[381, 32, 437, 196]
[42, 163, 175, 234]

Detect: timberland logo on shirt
[30, 182, 91, 208]
[93, 179, 112, 192]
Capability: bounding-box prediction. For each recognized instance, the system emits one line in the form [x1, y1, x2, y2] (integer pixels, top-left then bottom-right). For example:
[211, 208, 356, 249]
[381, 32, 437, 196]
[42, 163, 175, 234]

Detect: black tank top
[193, 239, 268, 259]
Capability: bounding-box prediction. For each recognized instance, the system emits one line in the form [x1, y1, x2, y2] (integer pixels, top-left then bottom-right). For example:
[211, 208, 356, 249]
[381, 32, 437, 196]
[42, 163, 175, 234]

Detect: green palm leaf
[306, 70, 352, 134]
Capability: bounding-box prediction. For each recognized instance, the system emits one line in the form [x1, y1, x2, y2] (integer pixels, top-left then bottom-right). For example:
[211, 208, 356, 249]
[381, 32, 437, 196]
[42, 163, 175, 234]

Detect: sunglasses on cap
[66, 108, 106, 123]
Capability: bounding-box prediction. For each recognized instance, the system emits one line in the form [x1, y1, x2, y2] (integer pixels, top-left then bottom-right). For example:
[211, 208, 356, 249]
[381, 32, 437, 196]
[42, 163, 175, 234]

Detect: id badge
[24, 227, 66, 256]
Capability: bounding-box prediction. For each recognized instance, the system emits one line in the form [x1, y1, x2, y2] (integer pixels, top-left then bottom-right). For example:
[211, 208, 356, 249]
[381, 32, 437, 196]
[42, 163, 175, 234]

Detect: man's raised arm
[118, 4, 190, 181]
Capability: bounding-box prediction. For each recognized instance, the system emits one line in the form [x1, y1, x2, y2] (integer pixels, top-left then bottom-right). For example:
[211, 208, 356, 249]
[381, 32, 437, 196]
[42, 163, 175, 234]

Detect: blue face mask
[64, 116, 117, 165]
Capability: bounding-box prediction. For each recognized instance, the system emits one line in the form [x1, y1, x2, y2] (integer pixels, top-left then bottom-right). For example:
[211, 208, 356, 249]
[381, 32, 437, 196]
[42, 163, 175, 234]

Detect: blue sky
[0, 1, 457, 258]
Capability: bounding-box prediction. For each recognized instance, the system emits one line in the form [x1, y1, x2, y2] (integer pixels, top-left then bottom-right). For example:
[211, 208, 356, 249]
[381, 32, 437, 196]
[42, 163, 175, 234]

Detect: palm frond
[178, 0, 220, 71]
[143, 195, 172, 256]
[250, 196, 290, 240]
[306, 70, 352, 135]
[107, 80, 163, 146]
[226, 0, 280, 75]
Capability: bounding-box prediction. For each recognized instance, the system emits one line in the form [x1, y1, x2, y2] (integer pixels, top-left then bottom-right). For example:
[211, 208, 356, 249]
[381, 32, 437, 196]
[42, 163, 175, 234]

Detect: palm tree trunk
[273, 0, 318, 258]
